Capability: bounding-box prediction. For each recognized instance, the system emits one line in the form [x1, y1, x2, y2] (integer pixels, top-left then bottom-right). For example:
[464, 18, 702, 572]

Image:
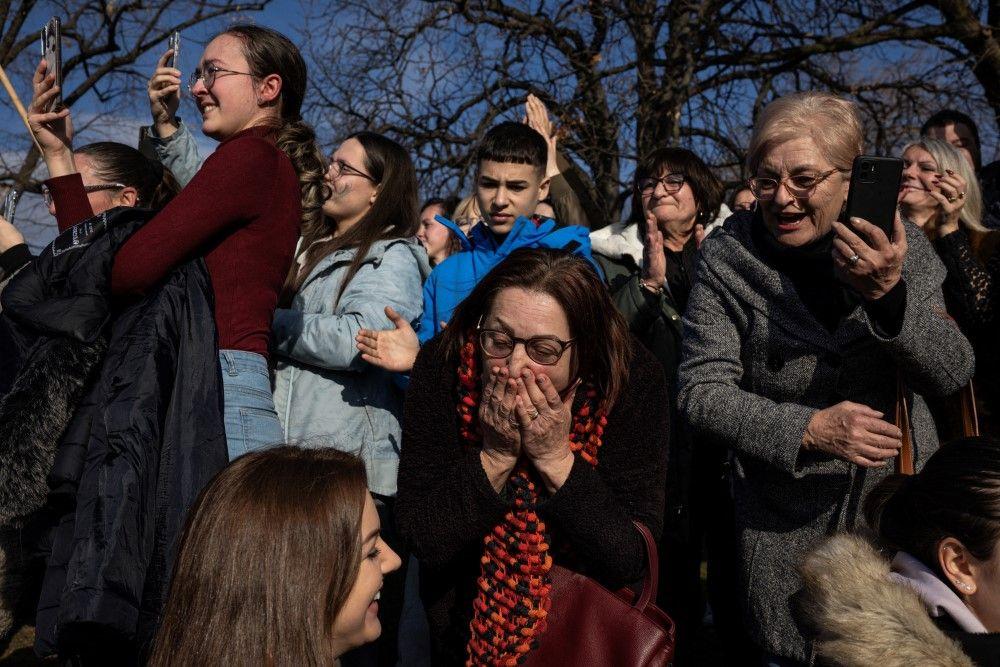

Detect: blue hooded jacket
[417, 215, 601, 343]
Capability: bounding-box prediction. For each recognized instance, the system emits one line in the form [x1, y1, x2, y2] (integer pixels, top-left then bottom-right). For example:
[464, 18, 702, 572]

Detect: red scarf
[456, 334, 607, 666]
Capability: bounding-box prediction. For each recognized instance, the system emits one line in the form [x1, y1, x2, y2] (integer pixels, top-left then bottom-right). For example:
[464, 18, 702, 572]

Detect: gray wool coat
[676, 213, 975, 661]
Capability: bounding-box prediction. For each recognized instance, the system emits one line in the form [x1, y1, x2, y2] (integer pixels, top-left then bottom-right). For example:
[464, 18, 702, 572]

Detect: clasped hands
[479, 366, 579, 494]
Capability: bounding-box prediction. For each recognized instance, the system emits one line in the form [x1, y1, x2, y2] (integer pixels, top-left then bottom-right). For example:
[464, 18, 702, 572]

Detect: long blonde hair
[902, 137, 985, 233]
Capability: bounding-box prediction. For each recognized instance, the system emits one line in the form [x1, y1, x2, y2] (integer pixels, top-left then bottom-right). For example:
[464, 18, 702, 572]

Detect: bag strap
[896, 375, 915, 476]
[631, 520, 658, 611]
[962, 381, 980, 437]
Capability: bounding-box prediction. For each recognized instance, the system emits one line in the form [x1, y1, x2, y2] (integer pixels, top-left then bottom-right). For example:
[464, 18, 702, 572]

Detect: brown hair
[149, 446, 369, 666]
[864, 436, 1000, 587]
[283, 131, 420, 307]
[222, 25, 328, 250]
[440, 248, 631, 411]
[75, 141, 180, 210]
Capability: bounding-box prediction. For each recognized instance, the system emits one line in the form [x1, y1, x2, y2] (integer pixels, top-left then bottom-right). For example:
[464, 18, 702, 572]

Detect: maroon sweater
[46, 126, 301, 358]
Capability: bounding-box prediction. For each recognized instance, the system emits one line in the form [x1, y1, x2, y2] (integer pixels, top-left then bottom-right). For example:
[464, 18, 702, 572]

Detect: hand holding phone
[843, 155, 903, 241]
[40, 17, 62, 112]
[148, 34, 182, 136]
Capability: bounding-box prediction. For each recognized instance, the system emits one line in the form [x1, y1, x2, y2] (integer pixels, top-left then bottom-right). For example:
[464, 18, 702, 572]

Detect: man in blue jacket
[417, 121, 599, 343]
[356, 120, 599, 368]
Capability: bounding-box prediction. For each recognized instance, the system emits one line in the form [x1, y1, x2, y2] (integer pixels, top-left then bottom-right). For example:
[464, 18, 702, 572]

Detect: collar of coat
[695, 209, 947, 354]
[800, 533, 976, 666]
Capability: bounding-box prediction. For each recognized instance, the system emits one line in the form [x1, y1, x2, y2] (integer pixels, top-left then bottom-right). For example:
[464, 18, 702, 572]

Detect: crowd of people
[0, 22, 998, 667]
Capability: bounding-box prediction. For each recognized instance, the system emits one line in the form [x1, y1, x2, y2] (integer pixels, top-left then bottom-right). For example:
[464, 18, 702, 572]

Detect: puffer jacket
[0, 207, 227, 661]
[800, 533, 1000, 666]
[272, 237, 430, 497]
[417, 215, 599, 343]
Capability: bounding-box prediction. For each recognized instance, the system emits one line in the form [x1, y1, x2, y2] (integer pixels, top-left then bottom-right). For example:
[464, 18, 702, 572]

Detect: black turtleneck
[750, 217, 906, 336]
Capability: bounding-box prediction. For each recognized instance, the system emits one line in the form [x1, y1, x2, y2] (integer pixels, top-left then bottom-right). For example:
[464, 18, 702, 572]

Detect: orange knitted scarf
[456, 334, 606, 666]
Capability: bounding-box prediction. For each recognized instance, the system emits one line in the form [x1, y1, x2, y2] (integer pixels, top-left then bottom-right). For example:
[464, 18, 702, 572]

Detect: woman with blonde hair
[677, 91, 974, 664]
[902, 137, 1000, 434]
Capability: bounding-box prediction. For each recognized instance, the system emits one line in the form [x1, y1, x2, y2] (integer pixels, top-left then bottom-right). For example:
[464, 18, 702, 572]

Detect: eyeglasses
[747, 169, 840, 201]
[42, 183, 126, 208]
[187, 65, 254, 92]
[328, 159, 376, 182]
[477, 320, 574, 366]
[637, 173, 685, 195]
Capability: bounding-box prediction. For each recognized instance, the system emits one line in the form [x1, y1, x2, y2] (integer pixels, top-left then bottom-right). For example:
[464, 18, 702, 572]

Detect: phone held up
[40, 17, 62, 112]
[167, 31, 180, 69]
[2, 188, 21, 223]
[843, 155, 903, 241]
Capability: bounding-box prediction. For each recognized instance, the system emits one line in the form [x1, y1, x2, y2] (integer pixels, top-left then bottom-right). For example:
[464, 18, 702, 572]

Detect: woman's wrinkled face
[331, 493, 401, 657]
[480, 287, 575, 395]
[899, 145, 940, 212]
[417, 203, 453, 264]
[641, 169, 699, 233]
[757, 137, 850, 247]
[323, 138, 378, 223]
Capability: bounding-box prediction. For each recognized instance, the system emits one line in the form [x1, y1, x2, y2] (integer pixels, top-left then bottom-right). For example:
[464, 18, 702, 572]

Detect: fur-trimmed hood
[800, 533, 974, 666]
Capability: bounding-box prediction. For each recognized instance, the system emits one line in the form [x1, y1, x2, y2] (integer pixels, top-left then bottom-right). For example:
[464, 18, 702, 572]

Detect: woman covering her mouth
[150, 445, 401, 664]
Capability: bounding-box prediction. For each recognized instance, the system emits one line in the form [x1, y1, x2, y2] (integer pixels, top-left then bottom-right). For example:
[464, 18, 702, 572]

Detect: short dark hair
[865, 436, 1000, 587]
[440, 248, 631, 411]
[921, 109, 981, 167]
[475, 122, 547, 173]
[420, 196, 460, 216]
[633, 147, 724, 225]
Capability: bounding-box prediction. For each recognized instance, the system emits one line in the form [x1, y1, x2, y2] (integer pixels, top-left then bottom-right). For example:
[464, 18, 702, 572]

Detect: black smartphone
[167, 31, 180, 69]
[40, 17, 62, 112]
[843, 155, 903, 241]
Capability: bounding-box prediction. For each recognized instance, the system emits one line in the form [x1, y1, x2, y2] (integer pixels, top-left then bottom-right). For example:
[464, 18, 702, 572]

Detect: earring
[956, 580, 973, 592]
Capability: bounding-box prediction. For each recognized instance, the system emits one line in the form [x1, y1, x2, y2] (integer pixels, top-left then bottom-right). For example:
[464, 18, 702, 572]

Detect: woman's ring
[947, 195, 957, 203]
[528, 408, 540, 420]
[848, 254, 860, 266]
[959, 191, 966, 199]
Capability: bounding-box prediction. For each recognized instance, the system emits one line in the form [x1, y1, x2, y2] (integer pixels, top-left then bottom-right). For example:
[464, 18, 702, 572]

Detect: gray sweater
[677, 213, 975, 660]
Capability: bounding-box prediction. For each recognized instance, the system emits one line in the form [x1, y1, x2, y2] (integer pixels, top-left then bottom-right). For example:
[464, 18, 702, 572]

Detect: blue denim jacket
[271, 238, 430, 496]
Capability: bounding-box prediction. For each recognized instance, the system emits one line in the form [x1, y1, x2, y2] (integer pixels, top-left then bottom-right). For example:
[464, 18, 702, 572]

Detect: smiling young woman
[150, 446, 401, 665]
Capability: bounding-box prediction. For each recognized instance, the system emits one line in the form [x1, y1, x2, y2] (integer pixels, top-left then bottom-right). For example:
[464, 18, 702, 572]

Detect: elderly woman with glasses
[397, 248, 669, 665]
[676, 91, 975, 665]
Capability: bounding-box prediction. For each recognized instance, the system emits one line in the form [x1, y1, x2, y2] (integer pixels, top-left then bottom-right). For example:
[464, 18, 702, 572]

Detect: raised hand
[27, 59, 74, 175]
[149, 49, 182, 138]
[478, 365, 522, 490]
[0, 215, 24, 253]
[929, 168, 968, 237]
[832, 215, 907, 301]
[802, 400, 903, 467]
[513, 369, 578, 492]
[524, 93, 559, 179]
[641, 210, 667, 291]
[355, 306, 420, 373]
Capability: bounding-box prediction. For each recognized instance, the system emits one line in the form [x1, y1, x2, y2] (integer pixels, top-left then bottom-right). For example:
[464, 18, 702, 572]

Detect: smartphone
[167, 31, 180, 69]
[843, 155, 903, 241]
[40, 17, 62, 112]
[2, 188, 21, 222]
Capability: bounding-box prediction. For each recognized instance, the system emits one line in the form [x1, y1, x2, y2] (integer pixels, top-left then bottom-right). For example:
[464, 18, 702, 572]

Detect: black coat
[0, 207, 227, 662]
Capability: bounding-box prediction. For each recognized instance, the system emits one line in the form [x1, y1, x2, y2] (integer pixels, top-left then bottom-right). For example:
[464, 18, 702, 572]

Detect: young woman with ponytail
[28, 24, 326, 460]
[800, 437, 1000, 666]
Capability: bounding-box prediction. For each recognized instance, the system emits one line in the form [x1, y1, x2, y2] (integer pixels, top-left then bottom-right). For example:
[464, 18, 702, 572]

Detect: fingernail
[945, 169, 954, 174]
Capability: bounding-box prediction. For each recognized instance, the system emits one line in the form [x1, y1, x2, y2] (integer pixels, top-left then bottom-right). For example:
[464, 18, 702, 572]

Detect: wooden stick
[0, 63, 43, 155]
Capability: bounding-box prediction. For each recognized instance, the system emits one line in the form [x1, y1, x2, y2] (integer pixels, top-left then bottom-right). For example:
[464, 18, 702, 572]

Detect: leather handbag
[896, 378, 979, 475]
[523, 521, 676, 666]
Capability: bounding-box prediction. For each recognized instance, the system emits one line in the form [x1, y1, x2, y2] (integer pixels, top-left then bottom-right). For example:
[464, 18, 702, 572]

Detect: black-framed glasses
[637, 173, 685, 195]
[747, 169, 840, 201]
[42, 183, 126, 208]
[328, 159, 376, 182]
[187, 65, 254, 92]
[477, 319, 574, 366]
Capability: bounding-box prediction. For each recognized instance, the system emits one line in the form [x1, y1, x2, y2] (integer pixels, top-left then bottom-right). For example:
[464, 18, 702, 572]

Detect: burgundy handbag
[523, 521, 676, 666]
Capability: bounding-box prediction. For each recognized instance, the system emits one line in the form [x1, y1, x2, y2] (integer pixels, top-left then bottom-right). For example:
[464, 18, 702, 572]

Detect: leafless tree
[303, 0, 1000, 226]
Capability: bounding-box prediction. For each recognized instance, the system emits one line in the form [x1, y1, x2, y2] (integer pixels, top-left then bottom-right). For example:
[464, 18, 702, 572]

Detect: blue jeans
[219, 350, 283, 461]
